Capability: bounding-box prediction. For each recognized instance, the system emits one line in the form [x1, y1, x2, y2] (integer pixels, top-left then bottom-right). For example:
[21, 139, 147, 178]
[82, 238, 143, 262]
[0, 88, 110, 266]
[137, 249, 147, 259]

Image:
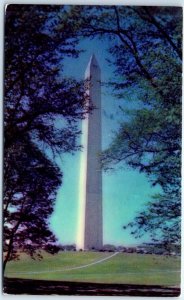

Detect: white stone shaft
[77, 55, 103, 250]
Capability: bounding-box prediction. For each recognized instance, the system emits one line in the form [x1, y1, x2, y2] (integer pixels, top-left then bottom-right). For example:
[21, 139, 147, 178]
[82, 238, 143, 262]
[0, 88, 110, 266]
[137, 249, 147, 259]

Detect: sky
[49, 37, 161, 247]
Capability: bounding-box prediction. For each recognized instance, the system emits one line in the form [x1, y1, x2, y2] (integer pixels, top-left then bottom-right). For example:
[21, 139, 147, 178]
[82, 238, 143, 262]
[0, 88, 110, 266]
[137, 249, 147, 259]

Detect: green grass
[5, 251, 181, 286]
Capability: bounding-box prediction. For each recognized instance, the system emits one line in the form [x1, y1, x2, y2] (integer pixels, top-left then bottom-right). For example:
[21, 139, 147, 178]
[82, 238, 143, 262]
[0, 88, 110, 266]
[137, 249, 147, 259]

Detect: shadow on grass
[3, 277, 180, 296]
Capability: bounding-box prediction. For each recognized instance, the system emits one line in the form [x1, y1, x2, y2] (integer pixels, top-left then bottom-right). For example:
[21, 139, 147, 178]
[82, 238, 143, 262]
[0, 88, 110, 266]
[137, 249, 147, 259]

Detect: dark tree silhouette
[4, 5, 90, 272]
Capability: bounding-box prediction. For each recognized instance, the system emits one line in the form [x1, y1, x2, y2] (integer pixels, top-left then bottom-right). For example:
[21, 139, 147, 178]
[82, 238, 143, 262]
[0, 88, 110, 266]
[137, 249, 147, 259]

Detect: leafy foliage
[4, 5, 89, 271]
[104, 7, 181, 246]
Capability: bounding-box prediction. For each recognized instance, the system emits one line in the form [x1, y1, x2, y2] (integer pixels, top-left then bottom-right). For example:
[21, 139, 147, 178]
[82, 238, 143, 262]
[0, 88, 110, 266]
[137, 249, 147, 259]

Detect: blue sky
[49, 37, 161, 246]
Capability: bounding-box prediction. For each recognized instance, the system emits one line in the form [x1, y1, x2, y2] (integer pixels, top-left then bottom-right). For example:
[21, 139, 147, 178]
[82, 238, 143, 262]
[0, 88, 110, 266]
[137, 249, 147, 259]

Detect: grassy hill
[5, 251, 180, 286]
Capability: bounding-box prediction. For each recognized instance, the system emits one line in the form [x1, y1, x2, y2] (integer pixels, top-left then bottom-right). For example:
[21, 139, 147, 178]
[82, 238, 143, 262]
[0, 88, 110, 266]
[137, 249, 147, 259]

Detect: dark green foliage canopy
[102, 7, 182, 246]
[4, 5, 89, 271]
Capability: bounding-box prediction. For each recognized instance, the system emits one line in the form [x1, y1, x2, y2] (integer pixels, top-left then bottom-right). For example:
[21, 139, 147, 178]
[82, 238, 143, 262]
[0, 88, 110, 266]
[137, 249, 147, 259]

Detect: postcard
[3, 4, 182, 296]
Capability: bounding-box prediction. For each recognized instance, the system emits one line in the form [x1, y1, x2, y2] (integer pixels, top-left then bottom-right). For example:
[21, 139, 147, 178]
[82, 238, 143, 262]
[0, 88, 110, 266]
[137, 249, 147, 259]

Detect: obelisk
[77, 54, 103, 250]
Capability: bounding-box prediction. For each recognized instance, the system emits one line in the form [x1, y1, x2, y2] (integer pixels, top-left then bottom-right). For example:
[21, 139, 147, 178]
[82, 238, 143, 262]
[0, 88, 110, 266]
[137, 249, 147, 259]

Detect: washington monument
[77, 54, 103, 250]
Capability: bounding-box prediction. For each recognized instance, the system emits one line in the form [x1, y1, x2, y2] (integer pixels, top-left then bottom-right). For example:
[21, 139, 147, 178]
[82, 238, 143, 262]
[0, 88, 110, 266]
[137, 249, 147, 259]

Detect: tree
[67, 6, 182, 246]
[4, 5, 90, 272]
[102, 7, 182, 247]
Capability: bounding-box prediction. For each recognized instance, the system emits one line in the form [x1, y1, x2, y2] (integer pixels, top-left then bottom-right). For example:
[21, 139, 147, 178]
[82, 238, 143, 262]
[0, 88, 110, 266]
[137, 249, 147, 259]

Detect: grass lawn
[4, 251, 181, 286]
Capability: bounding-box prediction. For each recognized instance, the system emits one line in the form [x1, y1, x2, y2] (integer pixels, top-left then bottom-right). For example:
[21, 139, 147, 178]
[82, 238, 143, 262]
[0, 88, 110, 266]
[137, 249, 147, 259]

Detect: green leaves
[4, 5, 90, 270]
[95, 6, 182, 246]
